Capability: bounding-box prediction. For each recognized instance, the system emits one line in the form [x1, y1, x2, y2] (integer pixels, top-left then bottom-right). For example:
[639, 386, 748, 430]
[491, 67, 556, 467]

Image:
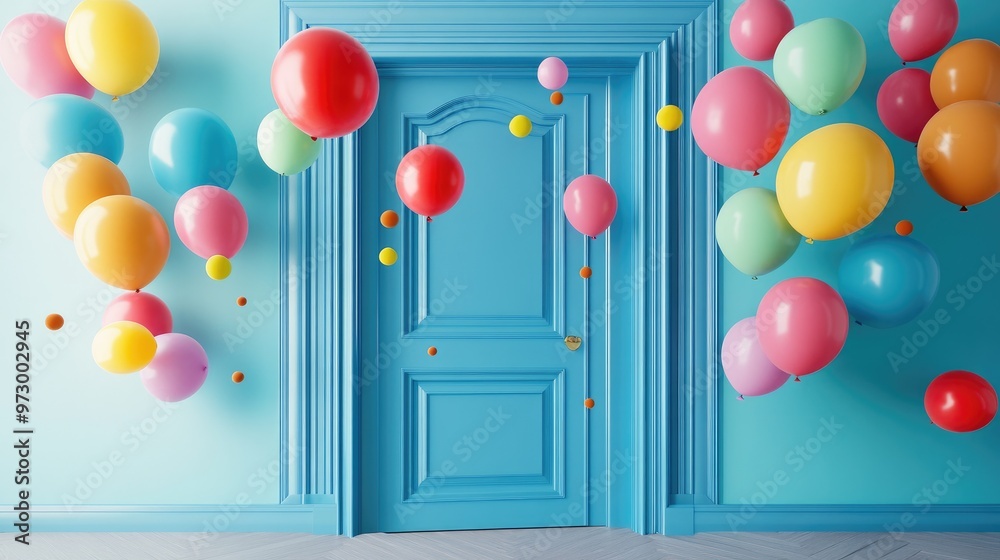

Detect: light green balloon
[257, 109, 322, 175]
[772, 18, 866, 116]
[716, 188, 800, 278]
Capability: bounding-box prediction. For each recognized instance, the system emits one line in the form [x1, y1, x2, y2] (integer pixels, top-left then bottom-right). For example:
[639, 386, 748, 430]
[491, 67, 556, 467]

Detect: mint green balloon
[772, 18, 866, 116]
[716, 188, 800, 278]
[257, 109, 322, 175]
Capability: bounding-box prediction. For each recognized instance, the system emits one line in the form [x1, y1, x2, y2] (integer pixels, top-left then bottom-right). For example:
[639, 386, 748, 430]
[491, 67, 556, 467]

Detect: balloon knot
[112, 96, 119, 102]
[902, 61, 907, 66]
[752, 170, 759, 177]
[960, 206, 968, 212]
[794, 376, 801, 383]
[135, 289, 140, 293]
[737, 395, 744, 401]
[591, 235, 597, 240]
[426, 216, 432, 223]
[311, 136, 317, 141]
[805, 238, 814, 245]
[751, 276, 758, 280]
[818, 109, 827, 115]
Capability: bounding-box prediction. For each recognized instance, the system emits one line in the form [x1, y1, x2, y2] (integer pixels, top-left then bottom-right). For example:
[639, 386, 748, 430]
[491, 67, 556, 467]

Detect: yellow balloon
[776, 124, 894, 241]
[65, 0, 160, 97]
[509, 115, 532, 138]
[92, 321, 156, 374]
[74, 195, 171, 290]
[656, 105, 683, 131]
[43, 154, 131, 239]
[206, 255, 232, 280]
[379, 247, 398, 266]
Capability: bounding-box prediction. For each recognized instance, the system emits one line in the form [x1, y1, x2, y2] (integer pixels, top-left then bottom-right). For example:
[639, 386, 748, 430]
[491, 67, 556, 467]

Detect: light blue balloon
[837, 235, 940, 329]
[149, 108, 238, 196]
[20, 94, 124, 167]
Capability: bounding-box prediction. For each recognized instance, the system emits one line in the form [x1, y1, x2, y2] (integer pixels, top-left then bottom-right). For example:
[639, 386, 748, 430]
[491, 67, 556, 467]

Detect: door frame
[278, 0, 720, 536]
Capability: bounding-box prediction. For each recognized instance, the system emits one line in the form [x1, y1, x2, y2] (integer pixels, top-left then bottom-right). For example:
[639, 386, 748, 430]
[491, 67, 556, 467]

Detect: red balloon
[102, 292, 173, 337]
[270, 28, 379, 139]
[925, 371, 998, 433]
[877, 68, 938, 143]
[395, 145, 465, 220]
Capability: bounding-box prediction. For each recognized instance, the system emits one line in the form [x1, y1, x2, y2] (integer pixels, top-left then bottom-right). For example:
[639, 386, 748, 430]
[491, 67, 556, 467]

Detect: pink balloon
[174, 186, 248, 259]
[563, 175, 617, 238]
[756, 277, 849, 377]
[888, 0, 959, 63]
[140, 334, 208, 402]
[0, 14, 94, 99]
[691, 66, 790, 173]
[729, 0, 795, 62]
[877, 68, 938, 143]
[721, 317, 790, 398]
[537, 57, 568, 90]
[103, 292, 173, 337]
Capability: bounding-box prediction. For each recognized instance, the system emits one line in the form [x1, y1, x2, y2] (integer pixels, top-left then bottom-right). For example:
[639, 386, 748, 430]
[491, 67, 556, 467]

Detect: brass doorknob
[564, 336, 582, 351]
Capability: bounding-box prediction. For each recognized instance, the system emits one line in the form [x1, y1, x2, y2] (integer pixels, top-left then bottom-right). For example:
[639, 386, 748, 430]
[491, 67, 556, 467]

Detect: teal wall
[0, 0, 281, 506]
[720, 0, 1000, 504]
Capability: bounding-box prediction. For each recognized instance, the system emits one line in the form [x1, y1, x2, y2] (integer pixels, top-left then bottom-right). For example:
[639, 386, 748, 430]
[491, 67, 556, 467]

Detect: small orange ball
[580, 266, 592, 279]
[895, 220, 914, 236]
[428, 346, 438, 356]
[45, 314, 64, 330]
[550, 91, 564, 105]
[380, 210, 399, 228]
[584, 398, 595, 409]
[232, 371, 245, 383]
[237, 296, 247, 307]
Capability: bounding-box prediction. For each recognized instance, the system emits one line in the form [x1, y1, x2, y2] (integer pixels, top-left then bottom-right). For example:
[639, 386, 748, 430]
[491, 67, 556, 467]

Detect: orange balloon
[918, 100, 1000, 209]
[73, 195, 170, 290]
[42, 154, 131, 238]
[930, 39, 1000, 109]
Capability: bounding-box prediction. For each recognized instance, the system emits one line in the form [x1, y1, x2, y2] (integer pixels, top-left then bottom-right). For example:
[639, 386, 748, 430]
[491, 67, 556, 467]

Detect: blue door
[358, 68, 632, 532]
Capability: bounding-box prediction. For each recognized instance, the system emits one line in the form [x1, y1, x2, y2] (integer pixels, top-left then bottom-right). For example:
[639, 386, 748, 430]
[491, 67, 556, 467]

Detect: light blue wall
[0, 0, 282, 506]
[720, 0, 1000, 504]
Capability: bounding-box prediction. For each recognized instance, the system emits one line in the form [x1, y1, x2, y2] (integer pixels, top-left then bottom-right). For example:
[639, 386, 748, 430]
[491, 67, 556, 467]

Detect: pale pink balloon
[756, 277, 849, 377]
[888, 0, 959, 63]
[877, 68, 938, 143]
[0, 14, 94, 99]
[174, 186, 248, 259]
[729, 0, 795, 62]
[103, 292, 173, 337]
[563, 175, 617, 238]
[721, 317, 790, 399]
[140, 334, 208, 402]
[691, 66, 790, 173]
[537, 57, 568, 90]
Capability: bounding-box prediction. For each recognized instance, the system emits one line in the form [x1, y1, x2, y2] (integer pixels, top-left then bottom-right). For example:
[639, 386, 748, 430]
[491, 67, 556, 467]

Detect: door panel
[360, 70, 622, 532]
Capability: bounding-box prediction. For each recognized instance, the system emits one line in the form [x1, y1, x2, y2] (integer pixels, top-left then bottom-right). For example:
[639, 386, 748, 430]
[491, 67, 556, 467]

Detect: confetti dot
[381, 210, 399, 228]
[580, 266, 592, 279]
[428, 346, 438, 356]
[237, 297, 247, 307]
[584, 398, 595, 409]
[232, 371, 245, 383]
[895, 220, 913, 236]
[509, 115, 532, 138]
[550, 91, 564, 105]
[45, 314, 64, 330]
[379, 247, 398, 266]
[656, 105, 684, 131]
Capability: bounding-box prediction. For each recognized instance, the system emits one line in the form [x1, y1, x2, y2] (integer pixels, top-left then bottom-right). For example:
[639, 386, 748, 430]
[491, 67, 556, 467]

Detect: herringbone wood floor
[1, 529, 998, 560]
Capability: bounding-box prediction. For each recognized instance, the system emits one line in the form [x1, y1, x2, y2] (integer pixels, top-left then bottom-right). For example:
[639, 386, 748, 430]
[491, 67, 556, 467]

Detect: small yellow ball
[509, 115, 532, 138]
[656, 105, 684, 132]
[379, 247, 398, 266]
[206, 255, 232, 280]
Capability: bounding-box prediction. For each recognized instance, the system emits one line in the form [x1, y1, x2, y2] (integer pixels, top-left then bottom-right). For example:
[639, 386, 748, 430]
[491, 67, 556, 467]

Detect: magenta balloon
[174, 186, 248, 259]
[0, 14, 94, 99]
[877, 68, 938, 143]
[537, 56, 568, 90]
[721, 317, 790, 398]
[888, 0, 959, 62]
[563, 174, 617, 238]
[103, 292, 173, 337]
[691, 66, 790, 172]
[140, 334, 208, 402]
[756, 277, 849, 376]
[729, 0, 795, 62]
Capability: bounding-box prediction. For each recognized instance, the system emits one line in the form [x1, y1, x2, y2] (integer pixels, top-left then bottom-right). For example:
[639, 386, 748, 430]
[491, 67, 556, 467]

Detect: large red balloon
[395, 145, 465, 220]
[925, 371, 998, 433]
[270, 28, 379, 139]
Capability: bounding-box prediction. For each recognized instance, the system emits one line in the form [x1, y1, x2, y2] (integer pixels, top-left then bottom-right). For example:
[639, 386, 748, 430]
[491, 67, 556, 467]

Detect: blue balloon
[149, 108, 238, 196]
[837, 235, 940, 328]
[20, 94, 124, 167]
